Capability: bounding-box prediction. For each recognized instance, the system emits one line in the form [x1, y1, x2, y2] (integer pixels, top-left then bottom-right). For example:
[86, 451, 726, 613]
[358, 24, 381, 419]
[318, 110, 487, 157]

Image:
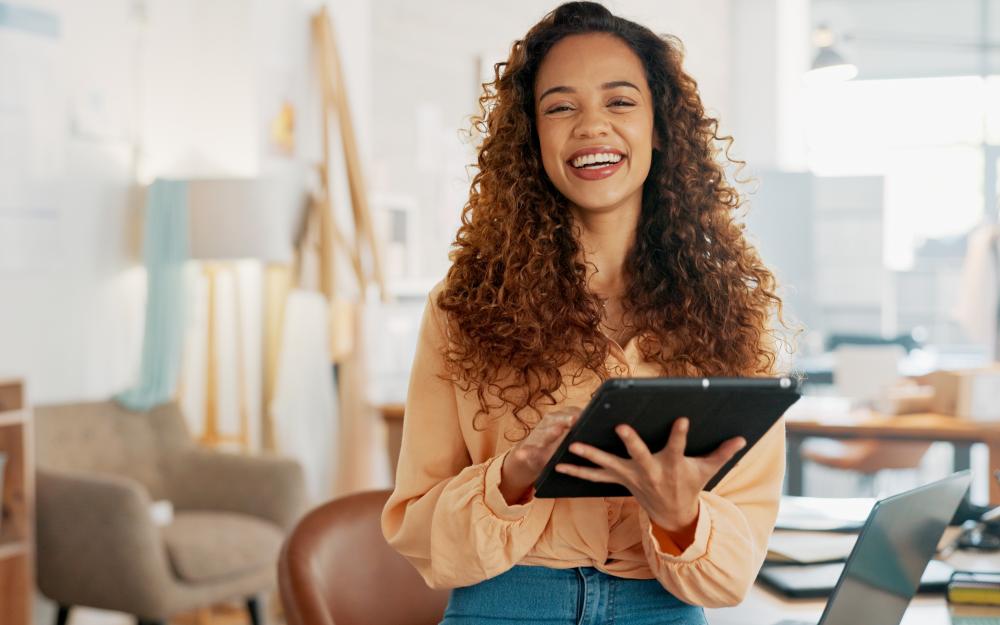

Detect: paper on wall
[0, 3, 66, 271]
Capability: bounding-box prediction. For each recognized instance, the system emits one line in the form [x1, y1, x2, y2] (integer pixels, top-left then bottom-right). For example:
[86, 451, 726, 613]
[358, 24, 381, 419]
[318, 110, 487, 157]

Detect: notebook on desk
[760, 558, 955, 598]
[763, 470, 971, 625]
[765, 531, 859, 565]
[774, 496, 874, 533]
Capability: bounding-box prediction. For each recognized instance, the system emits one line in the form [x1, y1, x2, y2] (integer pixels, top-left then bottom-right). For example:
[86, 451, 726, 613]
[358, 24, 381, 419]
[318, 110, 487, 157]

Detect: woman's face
[534, 33, 657, 217]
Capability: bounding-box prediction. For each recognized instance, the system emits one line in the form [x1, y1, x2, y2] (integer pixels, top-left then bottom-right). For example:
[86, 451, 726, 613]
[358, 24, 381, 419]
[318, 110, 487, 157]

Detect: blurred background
[1, 1, 1000, 624]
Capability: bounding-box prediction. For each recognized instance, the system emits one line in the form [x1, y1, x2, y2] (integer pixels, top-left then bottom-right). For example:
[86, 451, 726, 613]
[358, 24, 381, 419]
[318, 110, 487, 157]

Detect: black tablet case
[533, 377, 800, 498]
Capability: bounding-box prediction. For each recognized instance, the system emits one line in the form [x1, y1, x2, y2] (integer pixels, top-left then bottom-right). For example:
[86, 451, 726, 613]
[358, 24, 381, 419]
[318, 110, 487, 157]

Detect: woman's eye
[609, 99, 635, 108]
[546, 105, 572, 114]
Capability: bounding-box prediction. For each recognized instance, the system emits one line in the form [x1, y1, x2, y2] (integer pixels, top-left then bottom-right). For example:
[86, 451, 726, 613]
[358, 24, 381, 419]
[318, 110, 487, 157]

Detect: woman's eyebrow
[538, 80, 641, 103]
[601, 80, 640, 92]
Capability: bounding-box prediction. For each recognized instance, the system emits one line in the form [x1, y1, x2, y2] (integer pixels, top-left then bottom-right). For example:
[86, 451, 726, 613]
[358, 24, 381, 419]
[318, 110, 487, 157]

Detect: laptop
[764, 470, 972, 625]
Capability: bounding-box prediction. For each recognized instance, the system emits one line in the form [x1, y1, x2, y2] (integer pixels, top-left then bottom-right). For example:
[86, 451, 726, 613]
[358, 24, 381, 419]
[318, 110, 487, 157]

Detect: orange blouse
[381, 284, 785, 608]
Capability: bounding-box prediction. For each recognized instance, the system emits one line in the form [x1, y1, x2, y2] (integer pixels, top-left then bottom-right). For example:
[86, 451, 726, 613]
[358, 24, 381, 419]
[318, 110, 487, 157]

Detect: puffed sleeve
[380, 293, 556, 589]
[635, 418, 785, 607]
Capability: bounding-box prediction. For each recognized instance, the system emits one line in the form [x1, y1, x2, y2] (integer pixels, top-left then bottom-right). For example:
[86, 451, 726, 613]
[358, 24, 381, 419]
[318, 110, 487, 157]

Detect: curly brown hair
[438, 1, 788, 436]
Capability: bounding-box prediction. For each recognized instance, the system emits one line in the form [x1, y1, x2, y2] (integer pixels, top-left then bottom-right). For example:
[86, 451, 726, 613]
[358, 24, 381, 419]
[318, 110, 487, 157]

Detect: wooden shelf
[0, 409, 27, 428]
[0, 539, 28, 561]
[0, 379, 24, 414]
[0, 378, 32, 625]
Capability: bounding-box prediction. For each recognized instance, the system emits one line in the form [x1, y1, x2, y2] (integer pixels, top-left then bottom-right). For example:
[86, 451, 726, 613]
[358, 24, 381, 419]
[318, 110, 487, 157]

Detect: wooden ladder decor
[309, 6, 387, 306]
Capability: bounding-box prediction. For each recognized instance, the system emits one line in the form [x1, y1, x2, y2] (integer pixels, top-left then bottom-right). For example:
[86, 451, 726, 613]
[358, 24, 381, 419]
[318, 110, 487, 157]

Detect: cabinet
[0, 379, 33, 625]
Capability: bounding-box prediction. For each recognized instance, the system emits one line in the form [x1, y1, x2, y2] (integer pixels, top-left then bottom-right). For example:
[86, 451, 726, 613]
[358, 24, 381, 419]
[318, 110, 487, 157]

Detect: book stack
[948, 571, 1000, 625]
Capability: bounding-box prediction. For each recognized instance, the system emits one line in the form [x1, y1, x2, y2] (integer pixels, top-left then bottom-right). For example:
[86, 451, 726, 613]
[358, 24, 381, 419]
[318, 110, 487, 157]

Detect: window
[805, 76, 995, 270]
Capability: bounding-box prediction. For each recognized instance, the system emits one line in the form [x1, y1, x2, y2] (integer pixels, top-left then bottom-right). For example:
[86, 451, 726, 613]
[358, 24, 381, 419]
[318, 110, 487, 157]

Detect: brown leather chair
[278, 489, 449, 625]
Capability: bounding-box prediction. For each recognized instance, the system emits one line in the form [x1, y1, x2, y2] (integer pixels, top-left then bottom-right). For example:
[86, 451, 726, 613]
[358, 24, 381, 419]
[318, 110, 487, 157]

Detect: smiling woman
[381, 3, 789, 624]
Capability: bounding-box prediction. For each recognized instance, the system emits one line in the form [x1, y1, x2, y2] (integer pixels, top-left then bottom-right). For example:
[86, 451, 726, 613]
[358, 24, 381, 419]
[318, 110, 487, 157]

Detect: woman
[381, 2, 788, 623]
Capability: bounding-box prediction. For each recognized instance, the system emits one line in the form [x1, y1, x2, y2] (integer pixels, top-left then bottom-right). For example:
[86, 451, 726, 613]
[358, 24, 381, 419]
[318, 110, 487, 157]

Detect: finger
[615, 425, 658, 473]
[554, 463, 619, 483]
[705, 436, 747, 469]
[541, 415, 574, 431]
[545, 405, 583, 420]
[539, 410, 579, 431]
[664, 417, 689, 456]
[568, 442, 631, 476]
[534, 420, 571, 446]
[531, 415, 573, 439]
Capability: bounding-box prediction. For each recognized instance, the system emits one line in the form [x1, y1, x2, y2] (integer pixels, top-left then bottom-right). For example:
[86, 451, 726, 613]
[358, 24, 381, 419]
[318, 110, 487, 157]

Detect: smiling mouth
[568, 152, 626, 169]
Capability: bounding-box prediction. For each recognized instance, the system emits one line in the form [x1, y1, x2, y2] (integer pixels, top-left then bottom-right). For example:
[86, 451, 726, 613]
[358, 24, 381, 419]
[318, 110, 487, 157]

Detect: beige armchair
[34, 400, 307, 625]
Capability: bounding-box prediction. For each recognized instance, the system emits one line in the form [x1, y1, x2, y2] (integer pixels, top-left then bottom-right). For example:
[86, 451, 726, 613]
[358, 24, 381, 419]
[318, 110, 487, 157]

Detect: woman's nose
[572, 108, 610, 139]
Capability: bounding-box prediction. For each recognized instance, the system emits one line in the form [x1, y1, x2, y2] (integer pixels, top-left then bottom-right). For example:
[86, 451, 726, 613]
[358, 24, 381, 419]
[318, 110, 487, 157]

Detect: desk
[786, 412, 1000, 505]
[707, 542, 1000, 624]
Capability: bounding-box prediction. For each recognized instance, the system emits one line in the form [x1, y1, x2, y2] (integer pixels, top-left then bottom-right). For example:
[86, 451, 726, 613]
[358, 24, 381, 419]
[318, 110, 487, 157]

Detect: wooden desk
[707, 540, 1000, 624]
[785, 412, 1000, 505]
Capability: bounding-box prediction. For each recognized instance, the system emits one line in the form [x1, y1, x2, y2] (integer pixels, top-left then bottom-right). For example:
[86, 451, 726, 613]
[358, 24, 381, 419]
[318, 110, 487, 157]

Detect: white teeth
[571, 152, 623, 168]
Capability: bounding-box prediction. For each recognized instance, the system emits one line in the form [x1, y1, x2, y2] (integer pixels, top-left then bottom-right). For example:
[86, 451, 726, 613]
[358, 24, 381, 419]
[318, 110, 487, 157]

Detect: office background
[1, 1, 999, 624]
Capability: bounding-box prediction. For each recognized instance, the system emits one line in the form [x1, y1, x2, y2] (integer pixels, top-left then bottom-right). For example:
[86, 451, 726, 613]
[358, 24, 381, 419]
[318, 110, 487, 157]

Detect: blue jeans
[441, 565, 708, 625]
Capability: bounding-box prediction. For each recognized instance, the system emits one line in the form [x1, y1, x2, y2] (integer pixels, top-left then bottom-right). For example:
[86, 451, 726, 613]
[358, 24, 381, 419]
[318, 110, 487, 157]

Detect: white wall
[727, 0, 811, 172]
[0, 0, 145, 404]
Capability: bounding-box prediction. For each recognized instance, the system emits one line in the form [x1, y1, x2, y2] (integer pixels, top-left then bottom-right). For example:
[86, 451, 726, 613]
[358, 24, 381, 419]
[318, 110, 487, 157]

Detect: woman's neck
[570, 200, 640, 298]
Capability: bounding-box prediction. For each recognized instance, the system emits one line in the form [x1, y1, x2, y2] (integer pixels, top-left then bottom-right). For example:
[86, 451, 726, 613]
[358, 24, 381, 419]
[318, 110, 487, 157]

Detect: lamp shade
[805, 46, 858, 84]
[187, 175, 306, 263]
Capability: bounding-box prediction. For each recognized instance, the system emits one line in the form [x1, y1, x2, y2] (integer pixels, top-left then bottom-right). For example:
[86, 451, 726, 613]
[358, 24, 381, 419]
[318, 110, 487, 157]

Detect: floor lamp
[187, 176, 305, 450]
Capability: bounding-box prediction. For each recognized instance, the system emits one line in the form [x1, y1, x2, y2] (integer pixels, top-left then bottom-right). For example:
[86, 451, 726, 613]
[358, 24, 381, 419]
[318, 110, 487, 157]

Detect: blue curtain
[116, 179, 190, 410]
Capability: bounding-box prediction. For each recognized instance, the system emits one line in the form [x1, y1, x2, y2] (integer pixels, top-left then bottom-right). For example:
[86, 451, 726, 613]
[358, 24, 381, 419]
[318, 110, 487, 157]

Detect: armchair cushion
[162, 512, 284, 584]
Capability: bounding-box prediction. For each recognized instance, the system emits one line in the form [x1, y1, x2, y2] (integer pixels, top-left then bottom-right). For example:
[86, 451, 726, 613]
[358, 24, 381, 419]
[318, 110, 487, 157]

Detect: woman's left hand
[554, 417, 746, 533]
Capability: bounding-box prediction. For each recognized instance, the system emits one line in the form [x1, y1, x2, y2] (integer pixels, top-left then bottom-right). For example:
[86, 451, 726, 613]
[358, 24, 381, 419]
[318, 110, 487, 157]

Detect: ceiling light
[805, 24, 858, 85]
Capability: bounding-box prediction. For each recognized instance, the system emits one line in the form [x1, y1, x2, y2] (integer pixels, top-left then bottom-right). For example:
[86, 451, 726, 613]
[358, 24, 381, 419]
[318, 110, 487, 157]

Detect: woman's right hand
[499, 407, 582, 505]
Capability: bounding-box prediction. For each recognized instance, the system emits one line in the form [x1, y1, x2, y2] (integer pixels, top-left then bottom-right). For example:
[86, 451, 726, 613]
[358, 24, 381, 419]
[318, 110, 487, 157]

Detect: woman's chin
[565, 191, 641, 216]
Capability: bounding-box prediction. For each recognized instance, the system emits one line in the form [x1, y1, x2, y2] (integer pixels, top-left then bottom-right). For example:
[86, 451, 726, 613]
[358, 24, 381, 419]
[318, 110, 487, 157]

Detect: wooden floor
[35, 594, 283, 625]
[174, 601, 277, 625]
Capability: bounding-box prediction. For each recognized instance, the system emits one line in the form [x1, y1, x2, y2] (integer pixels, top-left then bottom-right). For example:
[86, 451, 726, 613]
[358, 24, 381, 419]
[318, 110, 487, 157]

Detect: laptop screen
[818, 471, 971, 625]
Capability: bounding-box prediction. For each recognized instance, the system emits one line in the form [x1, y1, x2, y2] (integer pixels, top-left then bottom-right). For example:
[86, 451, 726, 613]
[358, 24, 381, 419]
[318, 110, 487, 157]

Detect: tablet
[533, 377, 800, 498]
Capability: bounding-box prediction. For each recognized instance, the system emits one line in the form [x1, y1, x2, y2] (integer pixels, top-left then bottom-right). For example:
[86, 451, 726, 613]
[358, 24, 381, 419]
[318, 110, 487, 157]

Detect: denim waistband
[441, 565, 707, 625]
